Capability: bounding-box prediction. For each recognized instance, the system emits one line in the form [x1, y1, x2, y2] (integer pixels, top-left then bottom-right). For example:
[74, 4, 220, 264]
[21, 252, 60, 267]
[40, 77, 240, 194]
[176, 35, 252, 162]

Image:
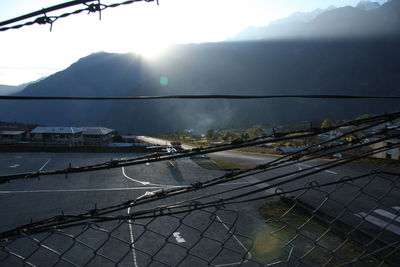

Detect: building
[370, 139, 399, 160]
[82, 127, 114, 146]
[30, 127, 84, 146]
[0, 122, 37, 132]
[0, 131, 26, 144]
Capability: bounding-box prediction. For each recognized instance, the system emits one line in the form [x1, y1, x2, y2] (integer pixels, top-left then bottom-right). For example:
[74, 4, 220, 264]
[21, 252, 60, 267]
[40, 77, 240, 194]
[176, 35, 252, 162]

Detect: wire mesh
[0, 0, 158, 32]
[1, 170, 399, 266]
[0, 112, 399, 266]
[261, 171, 400, 266]
[1, 1, 399, 265]
[0, 207, 265, 267]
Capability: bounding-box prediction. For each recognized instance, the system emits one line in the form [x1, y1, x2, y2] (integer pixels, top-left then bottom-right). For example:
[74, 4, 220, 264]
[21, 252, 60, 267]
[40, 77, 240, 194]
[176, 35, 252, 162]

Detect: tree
[356, 114, 371, 120]
[221, 131, 237, 142]
[321, 119, 332, 128]
[246, 127, 263, 139]
[206, 129, 215, 139]
[240, 132, 249, 141]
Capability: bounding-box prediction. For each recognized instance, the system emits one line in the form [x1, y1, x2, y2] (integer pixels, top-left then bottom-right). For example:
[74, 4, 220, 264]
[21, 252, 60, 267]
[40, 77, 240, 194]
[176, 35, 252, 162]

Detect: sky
[0, 0, 389, 86]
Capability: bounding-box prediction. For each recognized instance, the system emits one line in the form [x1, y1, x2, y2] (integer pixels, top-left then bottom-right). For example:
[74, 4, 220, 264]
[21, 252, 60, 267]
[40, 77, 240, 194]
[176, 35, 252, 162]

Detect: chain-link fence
[1, 170, 399, 266]
[1, 207, 256, 267]
[0, 113, 399, 266]
[262, 171, 400, 266]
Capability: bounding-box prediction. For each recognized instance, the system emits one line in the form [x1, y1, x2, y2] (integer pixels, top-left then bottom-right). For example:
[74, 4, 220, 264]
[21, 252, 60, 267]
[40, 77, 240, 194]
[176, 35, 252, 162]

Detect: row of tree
[206, 127, 264, 142]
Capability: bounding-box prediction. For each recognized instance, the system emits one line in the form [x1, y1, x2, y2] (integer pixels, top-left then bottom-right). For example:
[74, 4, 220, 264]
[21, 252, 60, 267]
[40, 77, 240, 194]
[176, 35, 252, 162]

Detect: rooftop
[82, 127, 114, 135]
[0, 130, 25, 135]
[30, 127, 85, 134]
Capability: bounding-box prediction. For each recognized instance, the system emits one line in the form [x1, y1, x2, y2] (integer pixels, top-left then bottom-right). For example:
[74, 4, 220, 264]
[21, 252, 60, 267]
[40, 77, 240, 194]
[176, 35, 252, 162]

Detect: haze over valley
[1, 0, 399, 134]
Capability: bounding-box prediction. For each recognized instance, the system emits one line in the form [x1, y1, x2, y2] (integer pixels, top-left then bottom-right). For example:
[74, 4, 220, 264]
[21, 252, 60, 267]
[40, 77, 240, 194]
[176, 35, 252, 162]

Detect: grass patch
[190, 158, 252, 170]
[257, 200, 389, 266]
[356, 157, 400, 170]
[212, 159, 252, 170]
[236, 146, 278, 155]
[191, 159, 220, 170]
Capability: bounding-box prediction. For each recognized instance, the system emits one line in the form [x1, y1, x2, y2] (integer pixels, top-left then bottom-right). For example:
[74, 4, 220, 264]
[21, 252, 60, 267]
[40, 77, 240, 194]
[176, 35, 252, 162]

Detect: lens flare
[160, 76, 169, 86]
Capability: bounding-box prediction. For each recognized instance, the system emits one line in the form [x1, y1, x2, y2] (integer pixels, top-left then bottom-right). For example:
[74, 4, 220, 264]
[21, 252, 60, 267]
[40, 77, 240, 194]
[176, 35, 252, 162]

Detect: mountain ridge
[1, 1, 399, 134]
[1, 38, 399, 134]
[229, 0, 396, 41]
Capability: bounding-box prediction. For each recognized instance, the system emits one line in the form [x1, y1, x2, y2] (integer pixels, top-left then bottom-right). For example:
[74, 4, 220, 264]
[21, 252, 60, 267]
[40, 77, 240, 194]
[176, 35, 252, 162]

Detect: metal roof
[30, 127, 85, 134]
[82, 127, 114, 136]
[0, 130, 25, 135]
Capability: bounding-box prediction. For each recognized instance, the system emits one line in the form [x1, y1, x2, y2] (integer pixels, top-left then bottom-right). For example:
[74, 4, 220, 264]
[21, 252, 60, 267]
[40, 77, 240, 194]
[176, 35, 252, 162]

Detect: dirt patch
[258, 200, 389, 266]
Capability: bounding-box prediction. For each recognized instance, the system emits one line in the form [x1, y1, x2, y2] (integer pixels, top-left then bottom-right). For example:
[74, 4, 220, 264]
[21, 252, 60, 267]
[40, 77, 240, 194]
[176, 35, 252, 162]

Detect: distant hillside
[0, 78, 46, 96]
[230, 0, 398, 41]
[357, 1, 381, 11]
[231, 5, 337, 41]
[0, 85, 22, 96]
[0, 37, 399, 134]
[269, 6, 336, 26]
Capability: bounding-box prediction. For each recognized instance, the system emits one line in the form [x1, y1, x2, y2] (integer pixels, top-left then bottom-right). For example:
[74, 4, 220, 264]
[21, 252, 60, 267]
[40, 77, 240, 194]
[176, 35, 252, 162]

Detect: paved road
[138, 137, 400, 254]
[211, 151, 400, 249]
[0, 151, 398, 266]
[0, 153, 268, 266]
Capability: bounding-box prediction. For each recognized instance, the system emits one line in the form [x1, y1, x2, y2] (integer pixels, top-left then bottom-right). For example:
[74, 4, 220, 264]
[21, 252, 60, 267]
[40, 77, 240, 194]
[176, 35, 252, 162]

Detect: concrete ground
[0, 151, 398, 266]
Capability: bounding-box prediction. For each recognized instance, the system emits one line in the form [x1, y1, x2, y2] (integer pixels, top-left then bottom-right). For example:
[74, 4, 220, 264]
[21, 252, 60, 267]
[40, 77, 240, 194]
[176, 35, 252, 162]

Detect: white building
[30, 127, 84, 146]
[0, 131, 26, 144]
[82, 127, 114, 146]
[370, 139, 399, 160]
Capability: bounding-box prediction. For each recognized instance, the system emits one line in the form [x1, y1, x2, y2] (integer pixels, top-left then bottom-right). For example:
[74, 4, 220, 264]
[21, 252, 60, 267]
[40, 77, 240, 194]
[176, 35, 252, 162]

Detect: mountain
[357, 1, 381, 11]
[0, 37, 399, 134]
[0, 78, 47, 96]
[0, 85, 22, 96]
[232, 5, 337, 41]
[269, 6, 336, 26]
[229, 0, 397, 41]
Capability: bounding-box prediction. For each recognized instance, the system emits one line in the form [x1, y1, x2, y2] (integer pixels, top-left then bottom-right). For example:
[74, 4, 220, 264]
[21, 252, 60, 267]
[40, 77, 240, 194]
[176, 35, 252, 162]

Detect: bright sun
[132, 41, 170, 60]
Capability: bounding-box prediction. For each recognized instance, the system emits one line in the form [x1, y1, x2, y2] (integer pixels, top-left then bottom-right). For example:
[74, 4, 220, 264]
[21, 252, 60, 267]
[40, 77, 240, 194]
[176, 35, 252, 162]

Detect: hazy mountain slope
[1, 37, 398, 134]
[0, 77, 48, 96]
[357, 1, 381, 10]
[5, 53, 151, 128]
[270, 6, 336, 26]
[0, 85, 22, 96]
[230, 0, 397, 41]
[231, 5, 337, 41]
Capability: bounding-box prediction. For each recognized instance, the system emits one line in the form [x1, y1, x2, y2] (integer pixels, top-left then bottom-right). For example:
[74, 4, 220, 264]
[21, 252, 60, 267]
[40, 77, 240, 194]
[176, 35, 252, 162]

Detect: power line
[0, 113, 398, 241]
[1, 111, 398, 183]
[0, 0, 158, 32]
[0, 1, 97, 28]
[1, 94, 400, 101]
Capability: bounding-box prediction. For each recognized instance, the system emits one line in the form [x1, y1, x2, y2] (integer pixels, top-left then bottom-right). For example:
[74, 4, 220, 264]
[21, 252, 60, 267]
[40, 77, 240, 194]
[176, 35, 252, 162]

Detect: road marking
[374, 209, 400, 223]
[298, 163, 338, 175]
[393, 206, 400, 211]
[122, 167, 156, 186]
[168, 160, 177, 168]
[288, 164, 303, 178]
[39, 158, 51, 171]
[173, 232, 186, 243]
[127, 206, 139, 267]
[214, 216, 251, 267]
[297, 164, 302, 171]
[122, 167, 184, 188]
[354, 212, 400, 235]
[0, 187, 163, 194]
[9, 164, 20, 168]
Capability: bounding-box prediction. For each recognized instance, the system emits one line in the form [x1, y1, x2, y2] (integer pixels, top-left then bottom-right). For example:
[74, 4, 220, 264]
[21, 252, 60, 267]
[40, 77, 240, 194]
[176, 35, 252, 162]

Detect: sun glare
[132, 41, 170, 60]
